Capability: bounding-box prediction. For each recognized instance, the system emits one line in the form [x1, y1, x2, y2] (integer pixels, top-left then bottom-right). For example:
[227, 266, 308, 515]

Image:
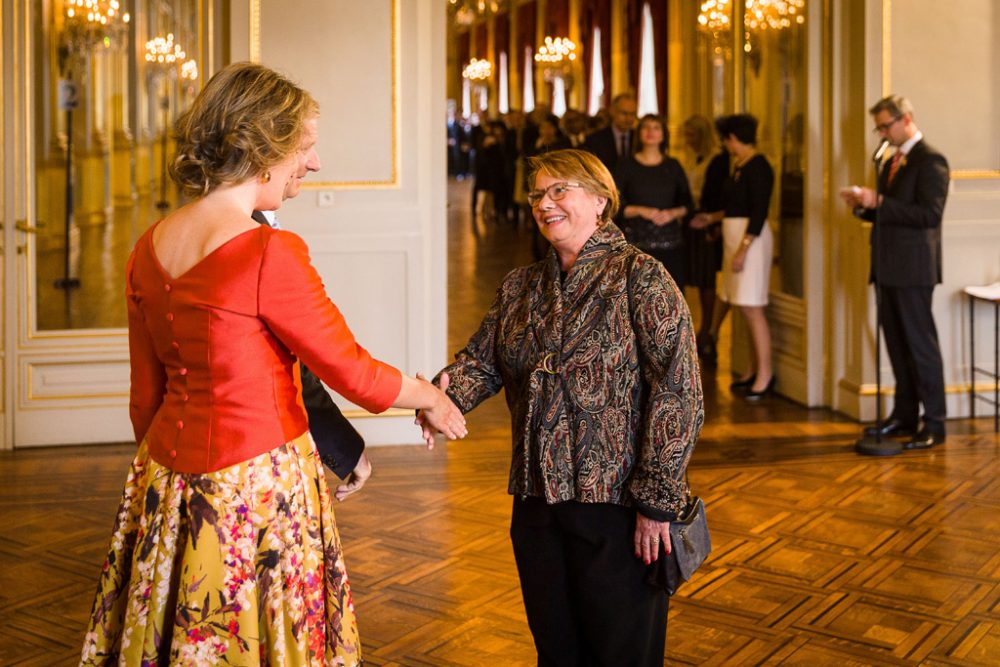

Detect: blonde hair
[526, 149, 620, 222]
[869, 94, 914, 119]
[682, 114, 716, 157]
[170, 62, 319, 198]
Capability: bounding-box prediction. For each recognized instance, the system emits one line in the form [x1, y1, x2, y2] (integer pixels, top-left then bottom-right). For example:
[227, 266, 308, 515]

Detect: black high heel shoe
[729, 374, 756, 391]
[697, 333, 718, 366]
[744, 376, 776, 402]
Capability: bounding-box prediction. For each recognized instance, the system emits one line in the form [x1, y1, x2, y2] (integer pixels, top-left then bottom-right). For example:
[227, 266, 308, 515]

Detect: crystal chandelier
[697, 0, 731, 33]
[449, 0, 503, 24]
[145, 33, 186, 69]
[180, 58, 199, 82]
[462, 57, 493, 81]
[63, 0, 130, 55]
[746, 0, 805, 30]
[698, 0, 805, 34]
[534, 36, 577, 65]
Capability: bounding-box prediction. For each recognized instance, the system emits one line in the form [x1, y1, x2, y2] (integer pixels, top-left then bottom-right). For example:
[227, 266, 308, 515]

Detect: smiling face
[283, 116, 320, 200]
[531, 170, 606, 264]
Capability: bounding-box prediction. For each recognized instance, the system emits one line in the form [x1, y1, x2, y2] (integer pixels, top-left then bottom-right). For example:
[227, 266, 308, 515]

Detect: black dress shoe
[904, 430, 945, 450]
[863, 418, 916, 439]
[729, 374, 756, 391]
[697, 334, 718, 365]
[743, 376, 776, 402]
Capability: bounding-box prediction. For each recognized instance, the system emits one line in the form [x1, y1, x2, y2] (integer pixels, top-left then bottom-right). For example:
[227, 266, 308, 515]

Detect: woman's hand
[650, 209, 674, 226]
[689, 212, 712, 230]
[732, 246, 748, 273]
[414, 373, 466, 449]
[334, 452, 372, 501]
[634, 514, 672, 565]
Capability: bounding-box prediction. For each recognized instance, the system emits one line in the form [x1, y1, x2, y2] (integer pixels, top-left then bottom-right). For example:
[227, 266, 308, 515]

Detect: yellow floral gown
[80, 432, 361, 666]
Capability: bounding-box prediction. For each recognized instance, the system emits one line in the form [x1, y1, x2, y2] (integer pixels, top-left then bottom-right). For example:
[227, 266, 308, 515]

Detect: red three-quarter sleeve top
[126, 222, 403, 473]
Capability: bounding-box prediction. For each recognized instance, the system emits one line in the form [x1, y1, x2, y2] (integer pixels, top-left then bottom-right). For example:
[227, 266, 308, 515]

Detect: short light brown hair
[682, 114, 716, 157]
[869, 94, 914, 119]
[170, 62, 319, 198]
[527, 149, 620, 222]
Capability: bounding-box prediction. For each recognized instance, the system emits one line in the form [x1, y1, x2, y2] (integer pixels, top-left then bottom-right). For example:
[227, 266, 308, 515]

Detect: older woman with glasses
[423, 149, 703, 666]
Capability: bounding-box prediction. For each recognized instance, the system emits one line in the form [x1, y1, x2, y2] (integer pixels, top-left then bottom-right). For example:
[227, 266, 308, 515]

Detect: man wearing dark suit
[842, 94, 949, 450]
[254, 114, 371, 498]
[582, 92, 637, 174]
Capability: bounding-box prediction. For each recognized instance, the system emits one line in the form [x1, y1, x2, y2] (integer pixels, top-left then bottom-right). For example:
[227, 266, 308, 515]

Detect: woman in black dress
[615, 114, 694, 290]
[694, 114, 775, 400]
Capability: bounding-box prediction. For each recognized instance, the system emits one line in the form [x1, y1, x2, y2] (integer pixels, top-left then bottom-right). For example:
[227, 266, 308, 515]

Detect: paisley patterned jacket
[439, 223, 703, 520]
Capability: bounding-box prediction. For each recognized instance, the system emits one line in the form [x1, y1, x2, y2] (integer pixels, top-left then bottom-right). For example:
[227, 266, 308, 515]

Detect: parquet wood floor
[1, 180, 998, 665]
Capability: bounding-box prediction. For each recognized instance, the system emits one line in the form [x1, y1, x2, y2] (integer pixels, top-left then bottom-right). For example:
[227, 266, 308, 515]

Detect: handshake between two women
[403, 371, 465, 449]
[411, 372, 460, 449]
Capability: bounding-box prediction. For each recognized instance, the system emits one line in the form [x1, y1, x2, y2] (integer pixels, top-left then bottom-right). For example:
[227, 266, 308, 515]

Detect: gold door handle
[16, 220, 44, 233]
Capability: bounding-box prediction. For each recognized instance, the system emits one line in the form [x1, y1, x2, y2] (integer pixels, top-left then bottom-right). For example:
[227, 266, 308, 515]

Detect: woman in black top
[693, 114, 776, 399]
[615, 114, 694, 290]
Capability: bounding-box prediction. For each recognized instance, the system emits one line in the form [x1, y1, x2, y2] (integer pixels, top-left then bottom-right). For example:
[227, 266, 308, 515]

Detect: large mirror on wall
[743, 0, 807, 299]
[693, 0, 807, 300]
[32, 0, 202, 332]
[694, 0, 735, 120]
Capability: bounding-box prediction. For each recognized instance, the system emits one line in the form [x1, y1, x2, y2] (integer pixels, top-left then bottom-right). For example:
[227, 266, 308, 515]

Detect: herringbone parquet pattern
[0, 180, 998, 665]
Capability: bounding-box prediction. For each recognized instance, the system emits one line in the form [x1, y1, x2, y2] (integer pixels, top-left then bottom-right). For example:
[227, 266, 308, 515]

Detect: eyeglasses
[872, 116, 903, 134]
[527, 181, 584, 207]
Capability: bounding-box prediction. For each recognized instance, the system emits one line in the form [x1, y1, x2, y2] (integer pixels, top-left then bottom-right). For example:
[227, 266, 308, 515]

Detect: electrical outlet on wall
[317, 191, 335, 207]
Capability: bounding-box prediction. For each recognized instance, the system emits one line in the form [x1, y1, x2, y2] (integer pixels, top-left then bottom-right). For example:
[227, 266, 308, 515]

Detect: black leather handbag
[646, 496, 711, 595]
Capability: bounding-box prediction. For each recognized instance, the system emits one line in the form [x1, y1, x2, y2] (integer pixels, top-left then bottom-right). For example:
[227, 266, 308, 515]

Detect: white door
[2, 0, 208, 448]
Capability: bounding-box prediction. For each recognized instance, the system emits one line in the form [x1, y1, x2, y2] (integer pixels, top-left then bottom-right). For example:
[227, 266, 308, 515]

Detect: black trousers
[510, 497, 668, 667]
[879, 285, 946, 434]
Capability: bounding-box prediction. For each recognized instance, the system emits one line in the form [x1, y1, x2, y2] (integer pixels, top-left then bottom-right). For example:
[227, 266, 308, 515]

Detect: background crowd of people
[449, 94, 777, 399]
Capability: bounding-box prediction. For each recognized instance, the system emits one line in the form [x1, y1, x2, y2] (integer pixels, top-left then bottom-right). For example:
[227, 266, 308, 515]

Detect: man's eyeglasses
[527, 181, 584, 207]
[873, 116, 903, 134]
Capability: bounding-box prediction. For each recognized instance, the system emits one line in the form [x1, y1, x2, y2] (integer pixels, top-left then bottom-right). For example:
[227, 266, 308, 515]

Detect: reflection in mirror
[695, 0, 735, 116]
[743, 0, 806, 298]
[34, 0, 201, 331]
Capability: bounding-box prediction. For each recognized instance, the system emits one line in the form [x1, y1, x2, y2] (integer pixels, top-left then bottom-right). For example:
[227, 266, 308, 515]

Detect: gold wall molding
[25, 359, 129, 402]
[249, 0, 261, 63]
[952, 170, 1000, 181]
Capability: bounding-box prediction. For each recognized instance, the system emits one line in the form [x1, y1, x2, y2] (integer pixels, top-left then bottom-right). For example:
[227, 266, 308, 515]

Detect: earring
[262, 171, 272, 183]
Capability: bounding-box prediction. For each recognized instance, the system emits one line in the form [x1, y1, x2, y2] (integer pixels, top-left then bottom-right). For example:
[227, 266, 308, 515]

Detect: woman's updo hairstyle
[170, 62, 318, 198]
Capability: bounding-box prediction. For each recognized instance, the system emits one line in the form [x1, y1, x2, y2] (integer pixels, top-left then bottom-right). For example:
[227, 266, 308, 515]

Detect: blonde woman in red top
[80, 63, 465, 666]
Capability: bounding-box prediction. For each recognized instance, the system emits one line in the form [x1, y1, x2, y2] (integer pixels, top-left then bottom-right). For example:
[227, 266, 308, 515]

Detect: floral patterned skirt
[80, 432, 361, 666]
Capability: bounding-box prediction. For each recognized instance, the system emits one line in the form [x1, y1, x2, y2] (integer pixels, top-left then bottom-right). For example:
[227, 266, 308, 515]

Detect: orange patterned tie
[886, 151, 903, 187]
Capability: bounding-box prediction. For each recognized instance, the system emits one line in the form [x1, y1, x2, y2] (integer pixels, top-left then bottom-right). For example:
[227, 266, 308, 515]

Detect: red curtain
[545, 0, 570, 37]
[579, 0, 612, 111]
[626, 0, 642, 92]
[494, 12, 510, 63]
[474, 23, 488, 60]
[457, 30, 470, 66]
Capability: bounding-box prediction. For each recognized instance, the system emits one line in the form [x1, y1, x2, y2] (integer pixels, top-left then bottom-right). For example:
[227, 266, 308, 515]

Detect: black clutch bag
[646, 497, 711, 595]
